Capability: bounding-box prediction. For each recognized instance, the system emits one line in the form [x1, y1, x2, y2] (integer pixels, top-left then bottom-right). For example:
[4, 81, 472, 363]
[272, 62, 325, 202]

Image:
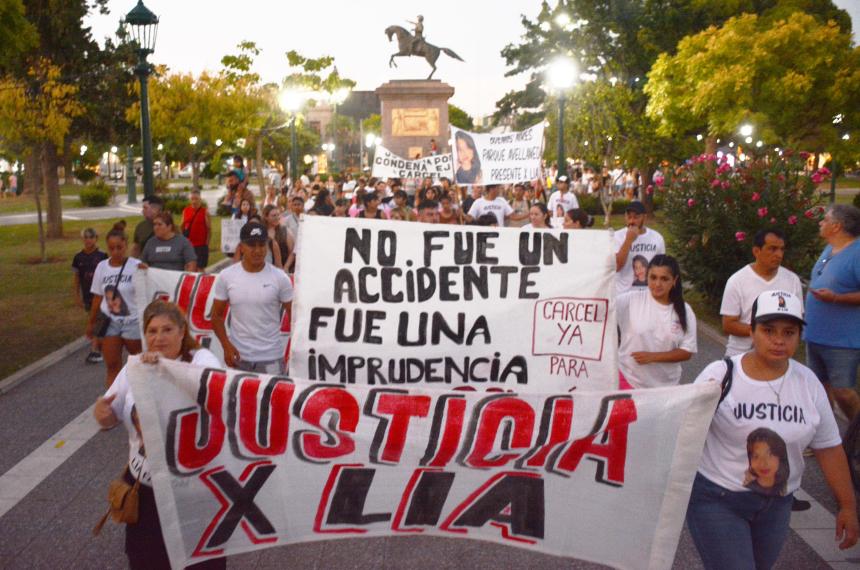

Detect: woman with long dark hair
[616, 254, 697, 388]
[86, 222, 142, 388]
[308, 188, 334, 216]
[454, 130, 482, 185]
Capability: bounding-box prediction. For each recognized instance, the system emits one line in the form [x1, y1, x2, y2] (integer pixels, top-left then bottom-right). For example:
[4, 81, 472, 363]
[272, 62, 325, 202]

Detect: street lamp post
[279, 90, 306, 186]
[327, 87, 350, 174]
[124, 0, 159, 201]
[548, 58, 577, 179]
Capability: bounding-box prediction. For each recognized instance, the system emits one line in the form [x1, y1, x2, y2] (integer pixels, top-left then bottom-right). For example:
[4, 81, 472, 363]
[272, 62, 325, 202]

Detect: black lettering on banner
[476, 232, 499, 264]
[324, 466, 391, 526]
[344, 228, 371, 264]
[394, 468, 456, 531]
[194, 461, 277, 555]
[440, 472, 544, 542]
[333, 270, 357, 303]
[424, 231, 449, 266]
[518, 232, 569, 266]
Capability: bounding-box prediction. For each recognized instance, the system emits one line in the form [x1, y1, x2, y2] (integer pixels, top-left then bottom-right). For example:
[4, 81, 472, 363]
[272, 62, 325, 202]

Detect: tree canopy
[645, 12, 860, 154]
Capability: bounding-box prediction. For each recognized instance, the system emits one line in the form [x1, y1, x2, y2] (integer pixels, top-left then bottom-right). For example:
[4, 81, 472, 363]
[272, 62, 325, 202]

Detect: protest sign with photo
[132, 267, 292, 364]
[221, 219, 244, 253]
[450, 124, 545, 186]
[291, 217, 617, 391]
[129, 358, 720, 570]
[371, 145, 454, 180]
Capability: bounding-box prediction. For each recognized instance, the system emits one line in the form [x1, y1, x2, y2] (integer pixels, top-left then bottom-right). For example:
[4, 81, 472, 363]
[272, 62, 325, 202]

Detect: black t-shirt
[72, 249, 108, 304]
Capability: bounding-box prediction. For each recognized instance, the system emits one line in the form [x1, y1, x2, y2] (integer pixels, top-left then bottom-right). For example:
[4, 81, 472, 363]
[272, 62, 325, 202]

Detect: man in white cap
[211, 222, 293, 374]
[547, 175, 579, 220]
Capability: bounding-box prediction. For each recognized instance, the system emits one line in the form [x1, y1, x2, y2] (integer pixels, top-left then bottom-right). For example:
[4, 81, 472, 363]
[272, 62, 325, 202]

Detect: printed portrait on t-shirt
[743, 427, 789, 496]
[632, 255, 648, 287]
[104, 285, 129, 317]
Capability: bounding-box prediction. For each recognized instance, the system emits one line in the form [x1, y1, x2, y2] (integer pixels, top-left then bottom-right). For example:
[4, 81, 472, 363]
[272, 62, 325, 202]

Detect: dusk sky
[86, 0, 859, 119]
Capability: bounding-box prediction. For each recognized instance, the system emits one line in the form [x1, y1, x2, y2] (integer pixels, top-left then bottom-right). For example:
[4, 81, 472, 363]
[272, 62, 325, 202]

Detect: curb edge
[0, 257, 233, 396]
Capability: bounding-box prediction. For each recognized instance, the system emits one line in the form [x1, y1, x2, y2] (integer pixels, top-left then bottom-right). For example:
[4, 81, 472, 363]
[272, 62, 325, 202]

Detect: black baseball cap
[240, 222, 267, 244]
[626, 201, 646, 214]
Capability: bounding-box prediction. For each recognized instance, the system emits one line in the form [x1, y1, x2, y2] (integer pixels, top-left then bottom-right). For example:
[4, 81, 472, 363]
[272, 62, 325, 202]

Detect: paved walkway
[0, 185, 246, 227]
[0, 322, 856, 568]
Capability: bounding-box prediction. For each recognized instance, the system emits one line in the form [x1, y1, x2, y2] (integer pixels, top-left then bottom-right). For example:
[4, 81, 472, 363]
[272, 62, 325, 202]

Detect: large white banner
[292, 217, 617, 391]
[450, 124, 545, 186]
[372, 145, 454, 180]
[133, 267, 292, 364]
[129, 358, 719, 570]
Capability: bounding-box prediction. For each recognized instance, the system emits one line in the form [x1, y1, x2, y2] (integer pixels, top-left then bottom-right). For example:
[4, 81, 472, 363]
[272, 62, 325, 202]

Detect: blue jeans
[687, 472, 793, 570]
[806, 341, 860, 390]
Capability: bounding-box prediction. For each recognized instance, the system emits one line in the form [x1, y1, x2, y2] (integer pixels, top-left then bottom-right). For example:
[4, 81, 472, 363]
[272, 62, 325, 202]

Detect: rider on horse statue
[407, 15, 425, 55]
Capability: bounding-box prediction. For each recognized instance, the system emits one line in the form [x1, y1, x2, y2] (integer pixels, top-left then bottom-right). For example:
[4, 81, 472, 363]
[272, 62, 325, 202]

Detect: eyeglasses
[817, 257, 831, 276]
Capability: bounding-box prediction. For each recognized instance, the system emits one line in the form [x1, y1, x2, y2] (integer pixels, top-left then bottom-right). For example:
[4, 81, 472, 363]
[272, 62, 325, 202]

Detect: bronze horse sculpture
[385, 25, 464, 79]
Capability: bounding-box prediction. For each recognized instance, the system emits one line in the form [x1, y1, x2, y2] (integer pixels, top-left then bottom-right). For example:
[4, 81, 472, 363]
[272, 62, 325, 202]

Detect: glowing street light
[215, 139, 222, 147]
[739, 124, 754, 137]
[554, 12, 571, 27]
[546, 57, 578, 178]
[843, 133, 851, 141]
[744, 136, 753, 144]
[189, 136, 198, 145]
[755, 140, 763, 148]
[79, 145, 88, 156]
[696, 134, 703, 141]
[279, 89, 308, 183]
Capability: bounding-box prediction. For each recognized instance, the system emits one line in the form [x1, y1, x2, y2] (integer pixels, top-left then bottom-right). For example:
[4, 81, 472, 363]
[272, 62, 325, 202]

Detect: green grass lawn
[0, 215, 225, 379]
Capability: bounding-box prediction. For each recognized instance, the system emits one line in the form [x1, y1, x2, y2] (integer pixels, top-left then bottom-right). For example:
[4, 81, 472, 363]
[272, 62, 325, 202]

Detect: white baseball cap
[751, 290, 805, 325]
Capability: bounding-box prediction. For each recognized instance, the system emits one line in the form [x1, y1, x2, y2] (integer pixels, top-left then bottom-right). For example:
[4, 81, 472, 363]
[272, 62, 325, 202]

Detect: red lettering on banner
[230, 376, 294, 458]
[175, 273, 197, 312]
[461, 396, 535, 469]
[190, 274, 217, 331]
[367, 391, 431, 464]
[519, 396, 573, 469]
[552, 395, 637, 485]
[295, 387, 359, 462]
[420, 395, 466, 467]
[168, 368, 227, 475]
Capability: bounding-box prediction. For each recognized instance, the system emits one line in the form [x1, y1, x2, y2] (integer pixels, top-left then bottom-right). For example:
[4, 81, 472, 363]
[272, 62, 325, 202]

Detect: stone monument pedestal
[375, 80, 455, 162]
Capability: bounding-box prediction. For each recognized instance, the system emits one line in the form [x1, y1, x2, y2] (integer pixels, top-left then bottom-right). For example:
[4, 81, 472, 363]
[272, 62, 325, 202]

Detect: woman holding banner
[454, 130, 482, 185]
[93, 300, 226, 570]
[616, 254, 697, 389]
[688, 290, 858, 569]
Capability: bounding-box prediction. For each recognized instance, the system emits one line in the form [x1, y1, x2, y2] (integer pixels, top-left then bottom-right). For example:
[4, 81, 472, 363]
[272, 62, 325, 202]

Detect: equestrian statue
[385, 16, 464, 80]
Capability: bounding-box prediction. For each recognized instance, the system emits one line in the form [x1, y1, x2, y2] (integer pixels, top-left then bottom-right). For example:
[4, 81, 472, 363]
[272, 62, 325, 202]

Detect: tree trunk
[705, 136, 718, 156]
[23, 149, 40, 195]
[191, 158, 200, 190]
[35, 147, 48, 263]
[256, 137, 265, 193]
[62, 136, 74, 185]
[42, 142, 63, 238]
[640, 165, 655, 214]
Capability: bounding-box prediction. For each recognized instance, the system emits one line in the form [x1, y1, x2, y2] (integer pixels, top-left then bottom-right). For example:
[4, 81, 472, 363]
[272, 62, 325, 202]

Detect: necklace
[764, 372, 787, 406]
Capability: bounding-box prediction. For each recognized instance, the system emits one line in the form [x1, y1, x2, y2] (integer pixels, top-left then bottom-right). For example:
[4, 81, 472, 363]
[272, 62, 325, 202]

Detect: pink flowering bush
[661, 152, 825, 304]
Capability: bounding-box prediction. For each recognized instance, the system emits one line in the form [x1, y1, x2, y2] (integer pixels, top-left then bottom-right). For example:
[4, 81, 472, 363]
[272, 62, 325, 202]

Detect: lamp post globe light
[547, 57, 577, 178]
[279, 90, 306, 186]
[124, 0, 159, 201]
